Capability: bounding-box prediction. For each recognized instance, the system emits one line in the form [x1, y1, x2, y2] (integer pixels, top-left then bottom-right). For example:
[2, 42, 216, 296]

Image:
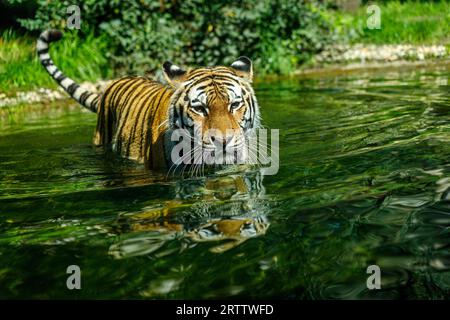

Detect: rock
[315, 43, 448, 64]
[0, 79, 112, 108]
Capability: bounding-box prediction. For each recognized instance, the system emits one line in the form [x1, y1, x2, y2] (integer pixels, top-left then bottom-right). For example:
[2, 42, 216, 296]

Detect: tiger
[109, 171, 270, 257]
[37, 30, 261, 171]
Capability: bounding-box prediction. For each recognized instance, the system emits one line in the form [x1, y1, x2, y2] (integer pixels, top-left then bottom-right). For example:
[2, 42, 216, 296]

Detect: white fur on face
[188, 86, 208, 106]
[227, 83, 243, 102]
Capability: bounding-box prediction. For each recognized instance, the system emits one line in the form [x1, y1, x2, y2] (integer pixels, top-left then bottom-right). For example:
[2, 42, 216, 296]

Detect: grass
[330, 0, 450, 45]
[0, 30, 112, 94]
[1, 1, 449, 94]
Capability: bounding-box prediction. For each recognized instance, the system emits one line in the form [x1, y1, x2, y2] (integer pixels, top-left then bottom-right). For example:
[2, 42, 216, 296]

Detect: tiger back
[93, 76, 173, 169]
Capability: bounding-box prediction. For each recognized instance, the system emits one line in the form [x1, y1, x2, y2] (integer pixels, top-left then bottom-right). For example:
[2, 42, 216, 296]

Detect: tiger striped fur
[37, 30, 100, 112]
[38, 30, 260, 170]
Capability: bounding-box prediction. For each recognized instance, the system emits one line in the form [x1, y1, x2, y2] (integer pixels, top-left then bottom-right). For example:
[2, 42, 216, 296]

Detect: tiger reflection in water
[109, 169, 269, 258]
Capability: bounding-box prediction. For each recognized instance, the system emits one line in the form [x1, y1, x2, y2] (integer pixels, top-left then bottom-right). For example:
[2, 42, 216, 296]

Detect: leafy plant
[0, 29, 111, 92]
[5, 0, 334, 76]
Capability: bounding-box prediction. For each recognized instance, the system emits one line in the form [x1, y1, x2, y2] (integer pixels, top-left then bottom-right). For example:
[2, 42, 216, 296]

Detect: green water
[1, 64, 449, 299]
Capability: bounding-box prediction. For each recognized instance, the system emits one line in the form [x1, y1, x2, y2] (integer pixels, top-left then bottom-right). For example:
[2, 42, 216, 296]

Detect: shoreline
[2, 52, 449, 108]
[0, 80, 111, 108]
[293, 57, 450, 78]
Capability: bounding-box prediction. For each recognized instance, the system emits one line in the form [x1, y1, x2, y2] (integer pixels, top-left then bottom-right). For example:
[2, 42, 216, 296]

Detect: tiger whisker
[157, 119, 169, 130]
[166, 145, 197, 179]
[180, 145, 203, 178]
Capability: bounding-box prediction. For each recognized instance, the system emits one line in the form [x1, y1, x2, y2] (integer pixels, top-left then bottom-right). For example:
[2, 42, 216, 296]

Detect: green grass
[330, 0, 450, 45]
[0, 30, 112, 93]
[1, 1, 449, 94]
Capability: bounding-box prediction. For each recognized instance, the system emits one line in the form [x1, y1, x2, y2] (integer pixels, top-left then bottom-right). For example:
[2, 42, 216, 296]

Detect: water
[0, 64, 449, 299]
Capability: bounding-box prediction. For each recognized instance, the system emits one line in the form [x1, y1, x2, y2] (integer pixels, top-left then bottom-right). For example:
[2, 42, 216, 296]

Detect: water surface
[0, 64, 449, 299]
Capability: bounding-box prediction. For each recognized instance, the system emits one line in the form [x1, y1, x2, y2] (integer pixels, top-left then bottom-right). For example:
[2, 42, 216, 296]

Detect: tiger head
[108, 172, 270, 258]
[186, 215, 269, 253]
[163, 57, 260, 166]
[109, 214, 270, 258]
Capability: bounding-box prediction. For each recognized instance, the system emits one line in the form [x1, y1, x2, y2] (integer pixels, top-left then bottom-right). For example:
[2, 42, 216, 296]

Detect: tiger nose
[210, 133, 234, 147]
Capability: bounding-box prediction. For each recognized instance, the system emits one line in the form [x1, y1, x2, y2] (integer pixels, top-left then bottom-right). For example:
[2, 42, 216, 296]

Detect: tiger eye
[230, 101, 240, 109]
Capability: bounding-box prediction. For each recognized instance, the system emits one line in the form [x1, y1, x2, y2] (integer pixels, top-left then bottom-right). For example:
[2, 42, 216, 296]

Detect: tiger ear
[163, 61, 187, 87]
[230, 56, 253, 82]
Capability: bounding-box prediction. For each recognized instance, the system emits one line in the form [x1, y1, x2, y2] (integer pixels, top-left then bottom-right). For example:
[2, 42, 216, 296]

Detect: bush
[7, 0, 334, 76]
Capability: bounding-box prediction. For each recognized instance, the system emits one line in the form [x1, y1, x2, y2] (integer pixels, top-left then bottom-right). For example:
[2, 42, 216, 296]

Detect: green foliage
[0, 29, 111, 92]
[9, 0, 334, 76]
[329, 0, 450, 45]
